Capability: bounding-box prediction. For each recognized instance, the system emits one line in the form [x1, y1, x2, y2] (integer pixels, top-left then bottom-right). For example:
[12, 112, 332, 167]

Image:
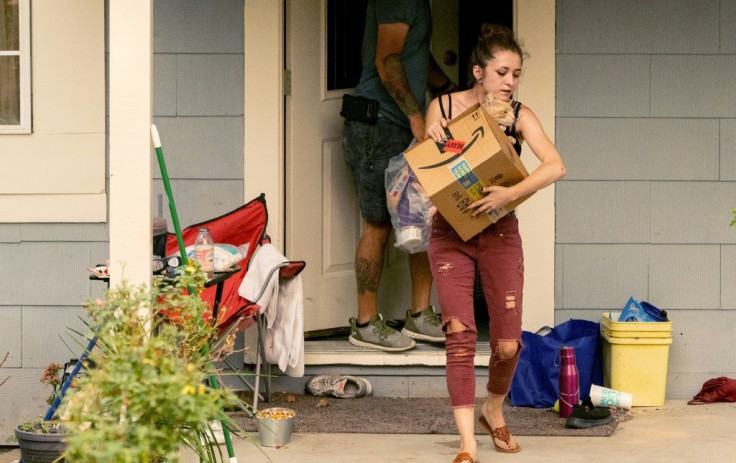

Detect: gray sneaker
[305, 373, 373, 398]
[349, 314, 416, 352]
[401, 306, 445, 343]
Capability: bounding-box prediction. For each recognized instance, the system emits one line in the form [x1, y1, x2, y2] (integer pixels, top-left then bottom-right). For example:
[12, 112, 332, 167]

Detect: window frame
[0, 0, 31, 134]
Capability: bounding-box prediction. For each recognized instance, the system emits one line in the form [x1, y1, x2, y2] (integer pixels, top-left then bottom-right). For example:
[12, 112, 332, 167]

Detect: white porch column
[108, 1, 153, 287]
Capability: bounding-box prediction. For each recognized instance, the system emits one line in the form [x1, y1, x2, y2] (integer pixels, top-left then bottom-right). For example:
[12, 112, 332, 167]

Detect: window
[0, 0, 30, 133]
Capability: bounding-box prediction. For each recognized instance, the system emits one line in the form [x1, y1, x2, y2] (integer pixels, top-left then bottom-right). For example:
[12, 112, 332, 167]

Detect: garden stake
[151, 125, 238, 462]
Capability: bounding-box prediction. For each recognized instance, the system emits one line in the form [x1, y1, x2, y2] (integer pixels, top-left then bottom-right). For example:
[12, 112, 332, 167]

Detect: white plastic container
[590, 384, 633, 410]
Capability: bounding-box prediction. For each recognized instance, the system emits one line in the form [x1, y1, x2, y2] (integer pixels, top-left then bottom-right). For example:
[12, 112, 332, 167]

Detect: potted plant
[60, 264, 247, 462]
[14, 362, 67, 462]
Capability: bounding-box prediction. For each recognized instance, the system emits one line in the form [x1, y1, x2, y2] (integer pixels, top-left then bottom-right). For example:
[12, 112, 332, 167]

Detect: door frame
[513, 0, 557, 331]
[243, 0, 557, 339]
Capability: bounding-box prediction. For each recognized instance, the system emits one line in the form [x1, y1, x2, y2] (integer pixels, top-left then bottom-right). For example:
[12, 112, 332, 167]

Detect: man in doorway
[342, 0, 457, 351]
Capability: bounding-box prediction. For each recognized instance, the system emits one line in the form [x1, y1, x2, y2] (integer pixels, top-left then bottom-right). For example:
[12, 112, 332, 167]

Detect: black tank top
[439, 94, 522, 155]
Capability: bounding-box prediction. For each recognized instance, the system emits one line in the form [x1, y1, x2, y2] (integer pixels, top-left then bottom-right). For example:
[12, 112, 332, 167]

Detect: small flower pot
[15, 425, 65, 463]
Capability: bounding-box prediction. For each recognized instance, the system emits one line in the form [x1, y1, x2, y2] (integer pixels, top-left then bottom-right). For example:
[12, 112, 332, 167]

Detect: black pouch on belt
[340, 94, 379, 124]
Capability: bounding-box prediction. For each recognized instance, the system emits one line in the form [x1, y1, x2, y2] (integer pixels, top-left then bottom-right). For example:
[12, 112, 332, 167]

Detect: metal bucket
[255, 408, 295, 447]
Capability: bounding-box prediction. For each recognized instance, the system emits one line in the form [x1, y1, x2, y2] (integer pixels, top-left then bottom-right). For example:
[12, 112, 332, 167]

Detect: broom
[151, 125, 238, 462]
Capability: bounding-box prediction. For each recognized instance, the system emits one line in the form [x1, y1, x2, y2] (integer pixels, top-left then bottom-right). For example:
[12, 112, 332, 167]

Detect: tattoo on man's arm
[355, 257, 381, 295]
[382, 53, 421, 117]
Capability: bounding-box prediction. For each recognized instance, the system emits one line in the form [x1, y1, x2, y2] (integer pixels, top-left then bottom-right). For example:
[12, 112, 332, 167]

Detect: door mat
[229, 393, 632, 437]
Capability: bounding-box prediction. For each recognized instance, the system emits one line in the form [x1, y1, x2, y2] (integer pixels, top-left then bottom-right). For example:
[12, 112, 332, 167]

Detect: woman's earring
[478, 78, 483, 84]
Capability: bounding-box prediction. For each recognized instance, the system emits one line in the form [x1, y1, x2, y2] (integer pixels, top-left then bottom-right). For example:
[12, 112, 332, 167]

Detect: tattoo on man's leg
[356, 258, 381, 295]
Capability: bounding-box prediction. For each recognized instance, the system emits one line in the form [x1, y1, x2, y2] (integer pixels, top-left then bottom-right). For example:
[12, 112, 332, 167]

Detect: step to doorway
[240, 340, 492, 399]
[303, 339, 491, 366]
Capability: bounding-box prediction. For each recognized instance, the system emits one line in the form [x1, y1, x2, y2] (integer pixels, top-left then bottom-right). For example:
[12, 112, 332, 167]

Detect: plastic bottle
[558, 346, 580, 418]
[194, 227, 215, 279]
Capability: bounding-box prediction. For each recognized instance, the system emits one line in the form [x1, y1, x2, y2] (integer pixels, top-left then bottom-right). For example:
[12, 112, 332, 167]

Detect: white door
[285, 0, 415, 333]
[282, 0, 555, 335]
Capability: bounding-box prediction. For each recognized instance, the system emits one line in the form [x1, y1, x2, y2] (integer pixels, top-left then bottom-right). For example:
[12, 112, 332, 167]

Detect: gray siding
[0, 226, 109, 440]
[0, 0, 245, 441]
[555, 0, 736, 399]
[152, 0, 245, 227]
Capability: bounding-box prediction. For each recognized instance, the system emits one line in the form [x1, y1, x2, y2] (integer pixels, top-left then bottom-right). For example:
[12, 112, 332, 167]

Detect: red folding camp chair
[165, 194, 268, 328]
[165, 193, 305, 410]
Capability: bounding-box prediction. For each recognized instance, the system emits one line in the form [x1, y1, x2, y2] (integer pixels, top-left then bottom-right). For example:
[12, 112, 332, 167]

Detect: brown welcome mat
[229, 393, 632, 437]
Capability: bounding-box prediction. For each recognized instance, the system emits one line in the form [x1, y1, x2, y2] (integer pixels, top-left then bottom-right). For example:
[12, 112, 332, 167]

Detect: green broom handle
[151, 125, 189, 265]
[151, 125, 238, 461]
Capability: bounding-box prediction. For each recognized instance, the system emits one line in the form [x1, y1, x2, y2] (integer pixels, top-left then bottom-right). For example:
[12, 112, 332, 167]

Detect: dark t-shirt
[353, 0, 432, 129]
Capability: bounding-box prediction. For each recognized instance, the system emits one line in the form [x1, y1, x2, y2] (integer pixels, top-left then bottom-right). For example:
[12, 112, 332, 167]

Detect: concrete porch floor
[3, 400, 732, 462]
[181, 400, 733, 463]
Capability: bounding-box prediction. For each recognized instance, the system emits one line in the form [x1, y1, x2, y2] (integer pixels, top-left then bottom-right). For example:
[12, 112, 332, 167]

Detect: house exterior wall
[152, 0, 245, 226]
[0, 0, 106, 222]
[0, 0, 245, 442]
[555, 0, 736, 399]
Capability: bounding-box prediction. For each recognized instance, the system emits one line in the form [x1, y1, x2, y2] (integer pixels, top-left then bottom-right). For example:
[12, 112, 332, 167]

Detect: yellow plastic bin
[600, 312, 672, 406]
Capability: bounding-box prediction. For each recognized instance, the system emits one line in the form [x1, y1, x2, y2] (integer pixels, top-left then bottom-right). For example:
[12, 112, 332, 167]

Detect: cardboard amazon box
[404, 103, 533, 241]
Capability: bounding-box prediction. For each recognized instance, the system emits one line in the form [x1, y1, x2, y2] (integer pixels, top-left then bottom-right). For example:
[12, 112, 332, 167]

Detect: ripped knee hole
[443, 318, 470, 335]
[493, 340, 521, 360]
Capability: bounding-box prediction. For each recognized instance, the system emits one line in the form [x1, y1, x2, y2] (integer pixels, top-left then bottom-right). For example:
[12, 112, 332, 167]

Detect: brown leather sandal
[453, 451, 478, 463]
[478, 415, 521, 454]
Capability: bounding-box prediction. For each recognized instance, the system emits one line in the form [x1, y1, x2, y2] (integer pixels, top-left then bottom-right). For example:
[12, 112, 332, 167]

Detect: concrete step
[238, 340, 492, 399]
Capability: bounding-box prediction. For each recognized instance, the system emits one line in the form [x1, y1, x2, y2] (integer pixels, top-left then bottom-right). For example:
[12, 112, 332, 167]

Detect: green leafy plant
[61, 265, 247, 462]
[17, 420, 64, 434]
[731, 209, 736, 227]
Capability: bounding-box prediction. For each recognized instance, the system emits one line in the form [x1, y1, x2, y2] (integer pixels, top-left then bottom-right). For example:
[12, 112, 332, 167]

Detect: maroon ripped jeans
[428, 213, 524, 408]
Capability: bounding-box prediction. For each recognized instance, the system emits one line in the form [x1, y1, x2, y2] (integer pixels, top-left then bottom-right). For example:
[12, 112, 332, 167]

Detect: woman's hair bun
[480, 23, 515, 42]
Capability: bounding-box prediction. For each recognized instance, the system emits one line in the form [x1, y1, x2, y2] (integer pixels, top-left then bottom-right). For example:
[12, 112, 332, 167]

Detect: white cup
[590, 384, 633, 410]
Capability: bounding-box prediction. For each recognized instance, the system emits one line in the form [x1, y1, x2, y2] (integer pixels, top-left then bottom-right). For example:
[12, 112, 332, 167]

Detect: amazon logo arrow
[418, 126, 485, 169]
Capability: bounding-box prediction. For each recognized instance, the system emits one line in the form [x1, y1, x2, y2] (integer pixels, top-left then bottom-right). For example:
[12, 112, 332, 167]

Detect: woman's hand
[468, 185, 516, 217]
[427, 118, 449, 143]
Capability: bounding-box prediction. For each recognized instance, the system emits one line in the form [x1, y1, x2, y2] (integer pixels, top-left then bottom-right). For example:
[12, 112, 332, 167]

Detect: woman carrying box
[424, 24, 566, 463]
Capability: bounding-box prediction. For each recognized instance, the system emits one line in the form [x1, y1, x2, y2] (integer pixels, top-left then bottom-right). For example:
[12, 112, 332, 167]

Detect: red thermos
[558, 346, 580, 418]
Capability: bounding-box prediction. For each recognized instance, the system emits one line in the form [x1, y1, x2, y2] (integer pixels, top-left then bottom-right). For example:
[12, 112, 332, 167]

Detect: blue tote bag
[509, 319, 603, 408]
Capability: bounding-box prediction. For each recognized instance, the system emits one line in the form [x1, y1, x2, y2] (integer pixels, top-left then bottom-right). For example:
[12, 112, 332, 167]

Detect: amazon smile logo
[418, 126, 485, 170]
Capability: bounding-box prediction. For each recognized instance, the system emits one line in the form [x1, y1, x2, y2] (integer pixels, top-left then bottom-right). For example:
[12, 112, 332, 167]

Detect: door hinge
[283, 69, 291, 97]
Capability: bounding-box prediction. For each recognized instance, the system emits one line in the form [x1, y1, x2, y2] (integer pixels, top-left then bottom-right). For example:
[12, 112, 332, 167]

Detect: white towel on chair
[238, 243, 304, 377]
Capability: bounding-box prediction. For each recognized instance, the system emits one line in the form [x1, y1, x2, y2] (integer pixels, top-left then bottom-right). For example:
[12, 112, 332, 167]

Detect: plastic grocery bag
[618, 296, 668, 322]
[385, 145, 435, 254]
[509, 319, 603, 408]
[181, 243, 250, 272]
